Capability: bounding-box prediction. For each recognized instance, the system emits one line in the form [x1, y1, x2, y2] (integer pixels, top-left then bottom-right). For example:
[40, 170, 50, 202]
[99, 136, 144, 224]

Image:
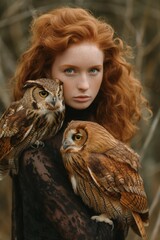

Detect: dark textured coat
[11, 105, 128, 240]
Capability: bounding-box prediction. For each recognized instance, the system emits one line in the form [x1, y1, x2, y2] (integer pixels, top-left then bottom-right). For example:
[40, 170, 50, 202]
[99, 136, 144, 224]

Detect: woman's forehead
[53, 42, 104, 66]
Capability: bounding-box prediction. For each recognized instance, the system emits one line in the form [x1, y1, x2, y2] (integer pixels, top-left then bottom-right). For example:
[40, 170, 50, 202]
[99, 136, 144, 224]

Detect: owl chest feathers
[0, 104, 61, 161]
[63, 152, 112, 212]
[68, 162, 120, 216]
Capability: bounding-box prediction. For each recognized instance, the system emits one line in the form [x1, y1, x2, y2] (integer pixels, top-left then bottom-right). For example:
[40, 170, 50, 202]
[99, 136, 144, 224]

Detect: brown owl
[0, 78, 65, 180]
[60, 120, 149, 240]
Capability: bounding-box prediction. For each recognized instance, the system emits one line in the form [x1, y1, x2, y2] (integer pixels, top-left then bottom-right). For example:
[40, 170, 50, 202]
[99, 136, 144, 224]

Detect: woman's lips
[73, 96, 91, 102]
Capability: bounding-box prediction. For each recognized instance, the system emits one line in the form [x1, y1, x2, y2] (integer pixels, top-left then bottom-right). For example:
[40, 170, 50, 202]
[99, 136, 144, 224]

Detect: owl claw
[91, 214, 114, 230]
[31, 140, 45, 149]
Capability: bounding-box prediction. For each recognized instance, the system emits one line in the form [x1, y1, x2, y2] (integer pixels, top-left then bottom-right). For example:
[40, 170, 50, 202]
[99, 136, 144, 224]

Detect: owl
[60, 120, 149, 240]
[0, 78, 65, 180]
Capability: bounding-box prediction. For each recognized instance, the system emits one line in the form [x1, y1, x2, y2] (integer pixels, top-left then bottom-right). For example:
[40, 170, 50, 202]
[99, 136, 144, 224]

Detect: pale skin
[51, 42, 104, 110]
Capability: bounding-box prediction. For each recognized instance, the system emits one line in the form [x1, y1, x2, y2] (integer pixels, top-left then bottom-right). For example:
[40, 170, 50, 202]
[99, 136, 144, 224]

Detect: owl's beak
[47, 99, 60, 110]
[61, 140, 69, 150]
[51, 97, 56, 106]
[48, 97, 57, 108]
[61, 139, 73, 152]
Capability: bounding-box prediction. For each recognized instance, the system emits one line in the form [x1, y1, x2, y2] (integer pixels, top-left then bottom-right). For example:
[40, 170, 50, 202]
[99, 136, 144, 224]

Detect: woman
[11, 7, 150, 240]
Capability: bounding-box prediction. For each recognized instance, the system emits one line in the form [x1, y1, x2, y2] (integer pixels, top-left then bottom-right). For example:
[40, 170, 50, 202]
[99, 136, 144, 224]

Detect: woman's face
[51, 42, 104, 110]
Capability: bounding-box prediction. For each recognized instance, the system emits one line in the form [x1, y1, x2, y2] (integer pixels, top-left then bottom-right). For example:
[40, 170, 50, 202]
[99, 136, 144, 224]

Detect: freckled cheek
[93, 86, 101, 97]
[62, 82, 74, 100]
[93, 77, 103, 94]
[54, 73, 66, 83]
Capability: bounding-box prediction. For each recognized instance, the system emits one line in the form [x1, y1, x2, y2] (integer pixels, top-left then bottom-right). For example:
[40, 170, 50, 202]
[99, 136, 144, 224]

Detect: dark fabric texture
[11, 105, 128, 240]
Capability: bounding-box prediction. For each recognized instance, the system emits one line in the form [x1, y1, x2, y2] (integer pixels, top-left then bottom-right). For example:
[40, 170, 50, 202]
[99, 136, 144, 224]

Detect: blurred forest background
[0, 0, 160, 240]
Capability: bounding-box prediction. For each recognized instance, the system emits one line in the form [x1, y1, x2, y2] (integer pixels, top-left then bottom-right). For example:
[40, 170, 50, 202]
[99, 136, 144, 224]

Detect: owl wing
[0, 103, 34, 160]
[87, 143, 148, 213]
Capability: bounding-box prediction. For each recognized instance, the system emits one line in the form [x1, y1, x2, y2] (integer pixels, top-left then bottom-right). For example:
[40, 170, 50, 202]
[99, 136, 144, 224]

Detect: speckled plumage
[0, 78, 65, 180]
[61, 120, 149, 240]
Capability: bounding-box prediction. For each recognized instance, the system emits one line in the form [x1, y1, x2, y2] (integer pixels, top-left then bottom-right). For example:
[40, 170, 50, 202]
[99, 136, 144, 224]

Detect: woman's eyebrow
[90, 65, 103, 68]
[60, 64, 76, 68]
[61, 64, 103, 68]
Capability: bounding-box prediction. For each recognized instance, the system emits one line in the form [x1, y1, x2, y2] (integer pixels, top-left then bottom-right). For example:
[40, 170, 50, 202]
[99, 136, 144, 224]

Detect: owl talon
[91, 214, 114, 229]
[31, 140, 45, 149]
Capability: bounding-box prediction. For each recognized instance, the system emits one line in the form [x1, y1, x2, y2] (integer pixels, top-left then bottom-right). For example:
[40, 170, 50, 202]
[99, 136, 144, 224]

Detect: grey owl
[0, 78, 65, 180]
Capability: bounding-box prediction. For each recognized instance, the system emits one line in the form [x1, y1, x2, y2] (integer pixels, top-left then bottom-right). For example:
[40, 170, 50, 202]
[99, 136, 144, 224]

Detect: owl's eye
[72, 133, 82, 141]
[39, 90, 49, 98]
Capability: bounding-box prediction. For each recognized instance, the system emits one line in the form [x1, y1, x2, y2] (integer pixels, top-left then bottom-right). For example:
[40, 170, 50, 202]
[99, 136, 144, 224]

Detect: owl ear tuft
[23, 80, 42, 89]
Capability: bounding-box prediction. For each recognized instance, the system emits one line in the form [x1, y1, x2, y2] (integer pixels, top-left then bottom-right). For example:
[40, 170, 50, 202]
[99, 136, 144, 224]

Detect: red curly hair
[12, 7, 150, 142]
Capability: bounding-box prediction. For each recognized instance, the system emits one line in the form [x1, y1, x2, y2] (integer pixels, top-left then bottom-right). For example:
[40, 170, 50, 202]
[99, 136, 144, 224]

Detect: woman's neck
[64, 103, 96, 123]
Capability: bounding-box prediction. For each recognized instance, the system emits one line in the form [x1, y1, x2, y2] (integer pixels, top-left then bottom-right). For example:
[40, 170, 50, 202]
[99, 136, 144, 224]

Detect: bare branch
[143, 33, 160, 57]
[140, 109, 160, 160]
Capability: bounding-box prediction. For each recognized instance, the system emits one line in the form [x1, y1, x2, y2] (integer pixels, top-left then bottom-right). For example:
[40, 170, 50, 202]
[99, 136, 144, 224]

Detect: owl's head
[61, 120, 117, 154]
[23, 78, 65, 112]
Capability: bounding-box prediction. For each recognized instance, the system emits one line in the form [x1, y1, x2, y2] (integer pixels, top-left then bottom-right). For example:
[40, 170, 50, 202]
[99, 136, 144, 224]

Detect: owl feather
[61, 120, 149, 240]
[0, 78, 65, 180]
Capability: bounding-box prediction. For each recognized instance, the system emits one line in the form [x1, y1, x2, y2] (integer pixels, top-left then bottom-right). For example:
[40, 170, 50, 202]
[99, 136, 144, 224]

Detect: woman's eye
[72, 133, 82, 141]
[39, 90, 49, 98]
[64, 68, 75, 74]
[89, 68, 100, 75]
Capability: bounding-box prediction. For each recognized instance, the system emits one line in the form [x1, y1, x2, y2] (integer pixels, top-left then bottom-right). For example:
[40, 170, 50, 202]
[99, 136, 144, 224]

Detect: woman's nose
[77, 74, 89, 91]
